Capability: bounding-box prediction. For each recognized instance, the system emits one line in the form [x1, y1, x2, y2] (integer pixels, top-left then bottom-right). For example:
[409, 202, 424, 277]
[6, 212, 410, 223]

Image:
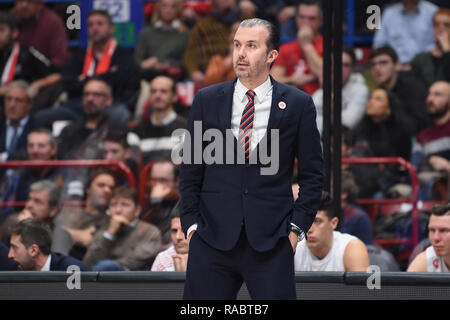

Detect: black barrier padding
[345, 272, 450, 286]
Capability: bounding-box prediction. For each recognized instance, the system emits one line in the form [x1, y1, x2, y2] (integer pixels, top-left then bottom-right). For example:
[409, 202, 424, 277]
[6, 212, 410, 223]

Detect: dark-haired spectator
[128, 75, 186, 164]
[83, 186, 162, 271]
[140, 157, 179, 249]
[0, 12, 61, 107]
[294, 192, 370, 271]
[407, 203, 450, 272]
[8, 218, 90, 271]
[102, 130, 138, 183]
[313, 45, 369, 135]
[52, 170, 116, 260]
[272, 0, 323, 95]
[151, 201, 189, 271]
[0, 180, 60, 244]
[135, 0, 190, 81]
[373, 0, 438, 66]
[183, 0, 242, 87]
[353, 88, 415, 197]
[0, 241, 17, 270]
[369, 45, 429, 133]
[411, 8, 450, 88]
[0, 81, 37, 161]
[340, 170, 373, 245]
[62, 9, 139, 107]
[411, 81, 450, 199]
[355, 88, 415, 161]
[12, 0, 70, 68]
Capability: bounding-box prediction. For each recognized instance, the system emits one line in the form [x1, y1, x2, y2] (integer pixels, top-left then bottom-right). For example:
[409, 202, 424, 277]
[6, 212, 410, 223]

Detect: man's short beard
[428, 103, 450, 120]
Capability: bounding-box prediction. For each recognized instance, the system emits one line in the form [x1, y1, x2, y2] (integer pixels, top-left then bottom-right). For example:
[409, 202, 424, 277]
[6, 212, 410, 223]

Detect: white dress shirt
[40, 255, 52, 271]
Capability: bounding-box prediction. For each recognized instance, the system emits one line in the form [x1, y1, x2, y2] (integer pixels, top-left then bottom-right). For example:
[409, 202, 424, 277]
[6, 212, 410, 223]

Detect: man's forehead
[430, 214, 450, 226]
[234, 26, 268, 41]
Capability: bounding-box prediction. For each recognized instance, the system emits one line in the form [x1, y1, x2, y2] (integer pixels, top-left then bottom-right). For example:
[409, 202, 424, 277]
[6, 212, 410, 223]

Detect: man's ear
[267, 49, 279, 65]
[49, 206, 59, 218]
[331, 217, 339, 230]
[28, 244, 40, 258]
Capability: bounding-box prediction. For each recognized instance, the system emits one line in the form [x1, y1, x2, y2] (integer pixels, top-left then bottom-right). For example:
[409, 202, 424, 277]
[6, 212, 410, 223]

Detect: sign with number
[93, 0, 131, 23]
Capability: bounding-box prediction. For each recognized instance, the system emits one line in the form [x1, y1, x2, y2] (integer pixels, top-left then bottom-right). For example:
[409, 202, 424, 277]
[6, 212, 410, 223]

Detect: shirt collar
[235, 77, 272, 104]
[40, 255, 51, 271]
[129, 219, 139, 228]
[151, 110, 177, 126]
[7, 115, 29, 128]
[154, 19, 181, 30]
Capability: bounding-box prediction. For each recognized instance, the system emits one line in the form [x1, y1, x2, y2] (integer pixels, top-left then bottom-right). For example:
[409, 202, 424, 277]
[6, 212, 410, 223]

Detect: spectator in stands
[0, 81, 37, 161]
[135, 0, 190, 81]
[411, 8, 450, 88]
[10, 129, 63, 204]
[203, 21, 239, 86]
[238, 0, 281, 26]
[62, 9, 139, 107]
[0, 180, 60, 244]
[373, 0, 438, 66]
[102, 130, 138, 183]
[56, 78, 125, 160]
[128, 75, 186, 164]
[83, 186, 162, 271]
[151, 201, 189, 271]
[294, 192, 370, 271]
[369, 46, 429, 133]
[8, 218, 90, 271]
[183, 0, 242, 87]
[353, 88, 415, 197]
[411, 81, 450, 199]
[340, 170, 373, 245]
[354, 88, 414, 161]
[12, 0, 70, 68]
[140, 157, 180, 249]
[52, 170, 116, 260]
[0, 241, 17, 270]
[313, 45, 369, 135]
[407, 203, 450, 272]
[271, 0, 323, 95]
[0, 12, 61, 107]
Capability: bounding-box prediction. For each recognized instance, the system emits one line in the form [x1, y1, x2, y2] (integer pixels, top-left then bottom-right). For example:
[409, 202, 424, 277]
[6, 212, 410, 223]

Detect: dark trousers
[184, 227, 296, 300]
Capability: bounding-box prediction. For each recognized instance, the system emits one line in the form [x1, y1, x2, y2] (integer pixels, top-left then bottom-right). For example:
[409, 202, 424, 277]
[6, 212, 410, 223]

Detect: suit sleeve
[179, 90, 206, 236]
[292, 95, 324, 233]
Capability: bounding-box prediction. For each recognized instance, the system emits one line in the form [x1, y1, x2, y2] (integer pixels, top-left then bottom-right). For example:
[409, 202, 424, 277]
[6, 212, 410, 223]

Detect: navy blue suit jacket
[50, 252, 91, 271]
[180, 77, 324, 252]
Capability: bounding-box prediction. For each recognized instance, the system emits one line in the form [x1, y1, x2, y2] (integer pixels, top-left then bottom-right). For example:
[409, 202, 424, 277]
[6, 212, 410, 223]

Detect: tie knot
[246, 90, 255, 101]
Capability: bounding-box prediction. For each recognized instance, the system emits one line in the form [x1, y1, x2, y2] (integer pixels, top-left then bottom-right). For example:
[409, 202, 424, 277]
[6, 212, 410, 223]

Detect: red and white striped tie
[239, 90, 255, 160]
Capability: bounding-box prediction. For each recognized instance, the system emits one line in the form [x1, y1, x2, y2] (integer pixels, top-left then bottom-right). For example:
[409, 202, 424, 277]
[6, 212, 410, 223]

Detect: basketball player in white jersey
[407, 203, 450, 272]
[294, 192, 370, 271]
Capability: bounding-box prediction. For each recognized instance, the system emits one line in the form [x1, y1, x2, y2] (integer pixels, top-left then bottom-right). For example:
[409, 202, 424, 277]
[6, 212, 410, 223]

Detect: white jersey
[294, 231, 356, 271]
[426, 246, 450, 273]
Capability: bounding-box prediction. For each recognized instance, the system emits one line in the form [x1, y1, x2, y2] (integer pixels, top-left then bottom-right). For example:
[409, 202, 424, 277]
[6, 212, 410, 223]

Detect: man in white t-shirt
[294, 192, 370, 272]
[407, 203, 450, 272]
[151, 202, 189, 271]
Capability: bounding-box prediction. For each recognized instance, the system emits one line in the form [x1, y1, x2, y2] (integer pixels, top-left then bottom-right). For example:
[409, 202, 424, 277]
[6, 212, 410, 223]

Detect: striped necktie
[239, 90, 255, 159]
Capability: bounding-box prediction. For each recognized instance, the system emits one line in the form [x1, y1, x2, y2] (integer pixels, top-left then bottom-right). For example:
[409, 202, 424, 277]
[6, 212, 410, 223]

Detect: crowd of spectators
[0, 0, 449, 273]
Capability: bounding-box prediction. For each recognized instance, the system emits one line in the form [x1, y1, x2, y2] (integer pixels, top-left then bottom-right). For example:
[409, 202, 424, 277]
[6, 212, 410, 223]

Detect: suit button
[245, 163, 250, 168]
[244, 189, 249, 194]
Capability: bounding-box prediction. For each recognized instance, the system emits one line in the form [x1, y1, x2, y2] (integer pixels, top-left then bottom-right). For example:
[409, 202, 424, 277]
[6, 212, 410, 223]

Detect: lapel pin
[278, 101, 286, 110]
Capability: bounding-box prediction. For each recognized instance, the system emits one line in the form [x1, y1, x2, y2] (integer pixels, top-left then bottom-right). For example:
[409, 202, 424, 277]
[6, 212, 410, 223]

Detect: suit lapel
[266, 77, 287, 141]
[217, 79, 237, 132]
